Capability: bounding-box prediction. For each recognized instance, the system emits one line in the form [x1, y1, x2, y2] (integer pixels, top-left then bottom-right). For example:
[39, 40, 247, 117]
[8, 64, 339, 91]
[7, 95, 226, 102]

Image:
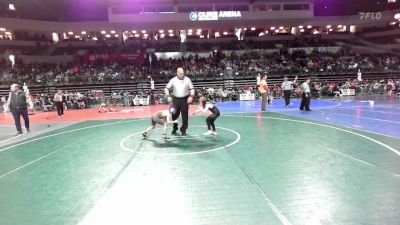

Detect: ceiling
[0, 0, 398, 21]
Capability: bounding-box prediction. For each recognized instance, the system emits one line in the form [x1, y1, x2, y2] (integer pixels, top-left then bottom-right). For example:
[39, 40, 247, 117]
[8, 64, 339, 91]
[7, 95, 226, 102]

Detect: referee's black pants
[11, 108, 30, 132]
[172, 96, 189, 132]
[300, 92, 311, 111]
[283, 90, 291, 106]
[55, 102, 64, 116]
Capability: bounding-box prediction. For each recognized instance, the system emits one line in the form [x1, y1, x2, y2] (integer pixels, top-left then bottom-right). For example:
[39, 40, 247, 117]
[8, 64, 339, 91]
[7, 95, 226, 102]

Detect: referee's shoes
[180, 128, 187, 136]
[172, 128, 187, 136]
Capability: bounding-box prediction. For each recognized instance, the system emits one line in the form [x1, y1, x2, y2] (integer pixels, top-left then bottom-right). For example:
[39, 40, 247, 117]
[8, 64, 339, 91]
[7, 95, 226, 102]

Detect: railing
[2, 67, 399, 88]
[1, 71, 398, 97]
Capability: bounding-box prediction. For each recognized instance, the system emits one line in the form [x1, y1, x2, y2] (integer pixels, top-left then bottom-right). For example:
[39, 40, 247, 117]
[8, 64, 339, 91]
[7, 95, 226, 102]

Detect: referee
[281, 76, 298, 107]
[165, 68, 195, 136]
[300, 78, 312, 111]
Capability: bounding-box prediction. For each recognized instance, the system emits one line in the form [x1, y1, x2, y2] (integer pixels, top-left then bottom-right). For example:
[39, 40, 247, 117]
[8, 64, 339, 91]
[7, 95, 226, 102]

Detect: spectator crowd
[1, 49, 400, 87]
[1, 78, 399, 113]
[1, 40, 400, 113]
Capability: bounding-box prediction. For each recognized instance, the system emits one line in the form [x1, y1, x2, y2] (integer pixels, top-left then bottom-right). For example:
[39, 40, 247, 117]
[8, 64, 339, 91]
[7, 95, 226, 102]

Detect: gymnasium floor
[0, 96, 399, 225]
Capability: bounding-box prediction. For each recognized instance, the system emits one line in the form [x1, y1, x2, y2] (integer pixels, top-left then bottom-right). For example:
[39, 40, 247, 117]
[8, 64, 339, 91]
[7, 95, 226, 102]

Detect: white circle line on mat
[120, 125, 241, 156]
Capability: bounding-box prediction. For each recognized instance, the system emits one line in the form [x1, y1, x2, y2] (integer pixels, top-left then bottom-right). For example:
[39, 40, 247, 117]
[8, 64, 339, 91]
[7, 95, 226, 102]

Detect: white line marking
[172, 135, 200, 138]
[357, 100, 374, 103]
[220, 111, 400, 140]
[318, 110, 400, 124]
[325, 147, 400, 178]
[0, 128, 27, 144]
[370, 105, 400, 110]
[225, 147, 293, 225]
[273, 108, 400, 139]
[167, 137, 201, 140]
[0, 142, 75, 179]
[342, 126, 400, 140]
[219, 107, 259, 110]
[328, 107, 400, 116]
[0, 119, 147, 153]
[223, 115, 400, 156]
[246, 172, 293, 225]
[361, 109, 400, 115]
[335, 105, 399, 110]
[120, 126, 241, 156]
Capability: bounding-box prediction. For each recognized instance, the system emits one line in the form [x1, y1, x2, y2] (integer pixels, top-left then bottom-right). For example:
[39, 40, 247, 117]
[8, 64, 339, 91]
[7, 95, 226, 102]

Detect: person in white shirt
[1, 95, 6, 112]
[300, 78, 312, 111]
[150, 76, 155, 90]
[53, 90, 64, 117]
[150, 76, 155, 105]
[165, 68, 195, 136]
[357, 69, 362, 82]
[281, 76, 298, 107]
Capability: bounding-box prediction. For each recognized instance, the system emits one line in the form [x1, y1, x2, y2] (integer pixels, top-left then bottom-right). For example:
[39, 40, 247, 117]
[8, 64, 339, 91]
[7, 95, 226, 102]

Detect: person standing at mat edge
[281, 76, 298, 107]
[5, 84, 32, 135]
[300, 78, 312, 111]
[165, 68, 195, 136]
[259, 74, 270, 111]
[53, 89, 64, 117]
